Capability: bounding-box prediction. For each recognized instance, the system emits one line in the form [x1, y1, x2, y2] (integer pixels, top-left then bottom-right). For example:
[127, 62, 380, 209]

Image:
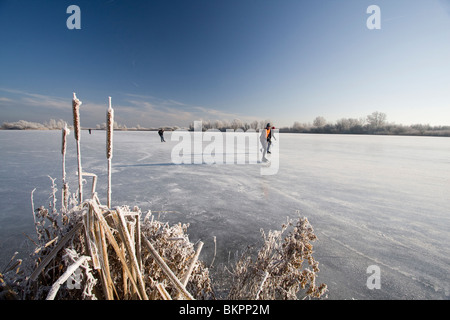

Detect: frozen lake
[0, 130, 449, 299]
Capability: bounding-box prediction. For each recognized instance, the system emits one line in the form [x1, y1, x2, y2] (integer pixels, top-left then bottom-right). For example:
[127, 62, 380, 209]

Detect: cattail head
[61, 122, 70, 155]
[72, 93, 82, 141]
[107, 96, 114, 159]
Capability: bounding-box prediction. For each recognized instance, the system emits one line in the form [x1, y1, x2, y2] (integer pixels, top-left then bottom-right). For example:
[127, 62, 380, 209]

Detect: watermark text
[170, 121, 279, 175]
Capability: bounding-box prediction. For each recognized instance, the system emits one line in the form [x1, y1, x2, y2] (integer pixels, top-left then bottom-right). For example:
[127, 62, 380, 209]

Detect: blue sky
[1, 0, 450, 128]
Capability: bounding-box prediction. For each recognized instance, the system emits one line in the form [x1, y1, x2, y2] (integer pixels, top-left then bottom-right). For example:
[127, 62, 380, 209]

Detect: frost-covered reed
[61, 123, 70, 212]
[72, 93, 83, 203]
[106, 97, 114, 208]
[226, 217, 328, 300]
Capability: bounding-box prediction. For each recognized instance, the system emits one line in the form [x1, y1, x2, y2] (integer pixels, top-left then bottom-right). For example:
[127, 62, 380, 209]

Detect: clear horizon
[1, 0, 450, 128]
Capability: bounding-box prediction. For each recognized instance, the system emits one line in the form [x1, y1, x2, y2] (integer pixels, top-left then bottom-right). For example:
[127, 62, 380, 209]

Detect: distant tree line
[188, 111, 450, 137]
[1, 119, 67, 130]
[95, 122, 181, 131]
[188, 119, 273, 131]
[3, 112, 450, 137]
[283, 112, 450, 137]
[0, 119, 181, 131]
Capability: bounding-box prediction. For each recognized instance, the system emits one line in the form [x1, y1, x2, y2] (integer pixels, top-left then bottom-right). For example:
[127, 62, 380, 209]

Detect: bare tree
[231, 119, 243, 131]
[250, 120, 259, 130]
[313, 116, 327, 128]
[335, 118, 351, 132]
[367, 111, 387, 129]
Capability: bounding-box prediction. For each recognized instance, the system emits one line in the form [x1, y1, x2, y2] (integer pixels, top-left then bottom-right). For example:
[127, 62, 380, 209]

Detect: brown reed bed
[0, 93, 327, 300]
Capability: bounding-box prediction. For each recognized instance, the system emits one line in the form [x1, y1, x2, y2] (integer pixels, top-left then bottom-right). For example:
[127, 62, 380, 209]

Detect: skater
[267, 125, 276, 154]
[158, 128, 166, 142]
[260, 124, 271, 162]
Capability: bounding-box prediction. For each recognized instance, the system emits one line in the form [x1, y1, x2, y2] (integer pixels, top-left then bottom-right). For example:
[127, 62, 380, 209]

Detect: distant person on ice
[267, 125, 276, 154]
[260, 123, 273, 162]
[158, 128, 166, 142]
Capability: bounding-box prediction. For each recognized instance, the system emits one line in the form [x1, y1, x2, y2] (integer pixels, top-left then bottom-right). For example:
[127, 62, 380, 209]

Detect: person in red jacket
[260, 123, 276, 162]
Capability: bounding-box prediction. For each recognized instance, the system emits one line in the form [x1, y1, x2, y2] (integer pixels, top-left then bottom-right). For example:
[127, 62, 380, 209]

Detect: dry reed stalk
[97, 220, 115, 299]
[82, 172, 97, 199]
[210, 236, 216, 268]
[90, 202, 140, 297]
[182, 241, 204, 286]
[94, 193, 109, 212]
[93, 218, 114, 300]
[72, 93, 83, 203]
[89, 200, 144, 299]
[3, 252, 22, 275]
[3, 258, 22, 274]
[30, 188, 39, 240]
[46, 255, 91, 300]
[121, 241, 129, 299]
[34, 237, 59, 254]
[128, 221, 138, 298]
[106, 97, 113, 208]
[156, 283, 172, 300]
[83, 206, 101, 270]
[61, 123, 70, 212]
[142, 235, 194, 300]
[127, 218, 138, 298]
[176, 241, 204, 299]
[114, 207, 148, 300]
[255, 271, 269, 300]
[135, 210, 143, 272]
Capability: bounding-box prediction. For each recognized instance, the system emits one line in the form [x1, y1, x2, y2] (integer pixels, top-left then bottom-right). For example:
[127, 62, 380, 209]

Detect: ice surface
[0, 130, 449, 299]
